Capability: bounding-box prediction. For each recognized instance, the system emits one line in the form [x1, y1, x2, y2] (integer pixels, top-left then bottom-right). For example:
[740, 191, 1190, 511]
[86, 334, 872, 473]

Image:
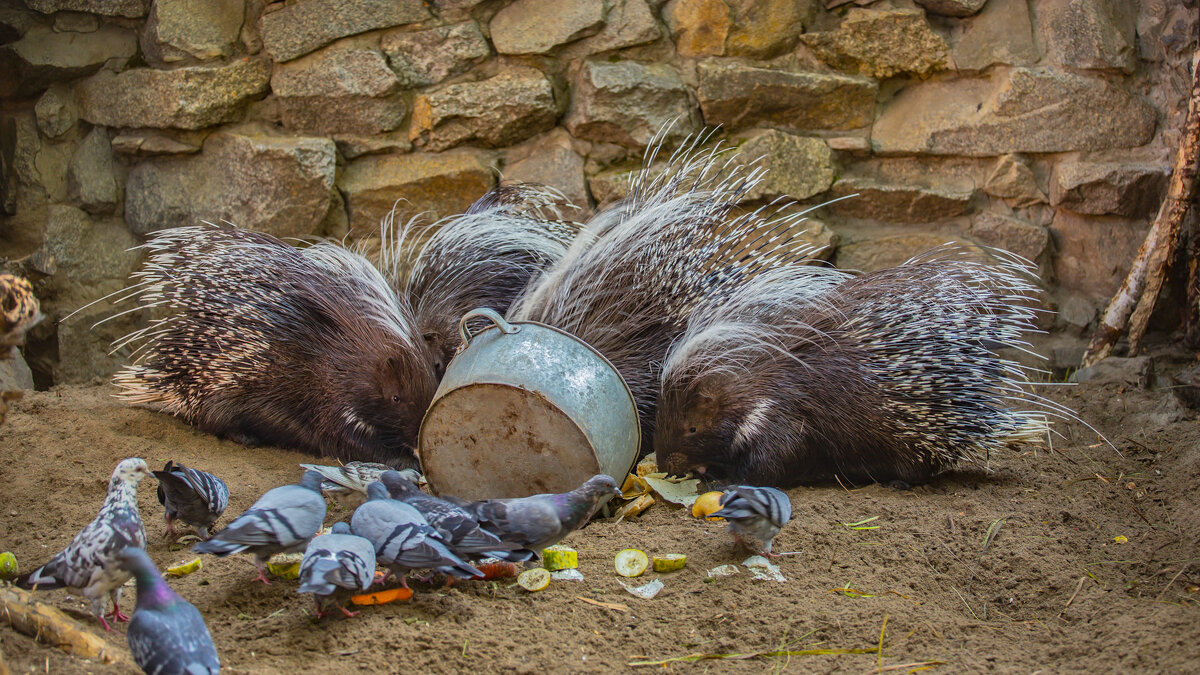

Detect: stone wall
[0, 0, 1196, 386]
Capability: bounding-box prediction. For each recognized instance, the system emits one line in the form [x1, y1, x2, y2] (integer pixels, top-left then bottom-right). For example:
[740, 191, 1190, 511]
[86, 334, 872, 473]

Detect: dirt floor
[1, 352, 1198, 674]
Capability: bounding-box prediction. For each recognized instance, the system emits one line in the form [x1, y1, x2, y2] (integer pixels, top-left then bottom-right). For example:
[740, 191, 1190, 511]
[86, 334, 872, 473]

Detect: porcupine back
[655, 246, 1059, 487]
[508, 131, 826, 452]
[111, 225, 436, 469]
[373, 184, 578, 378]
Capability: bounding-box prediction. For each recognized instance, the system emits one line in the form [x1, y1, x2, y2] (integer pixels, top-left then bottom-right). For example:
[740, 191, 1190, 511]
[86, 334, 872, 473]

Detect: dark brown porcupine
[112, 225, 437, 469]
[508, 131, 826, 453]
[376, 183, 577, 380]
[654, 247, 1079, 488]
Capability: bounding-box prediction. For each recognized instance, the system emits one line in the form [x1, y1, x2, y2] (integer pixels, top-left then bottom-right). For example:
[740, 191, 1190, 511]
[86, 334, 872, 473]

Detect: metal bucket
[418, 308, 640, 500]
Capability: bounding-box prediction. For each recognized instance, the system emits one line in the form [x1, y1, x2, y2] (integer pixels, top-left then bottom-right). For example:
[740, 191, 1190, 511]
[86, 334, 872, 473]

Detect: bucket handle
[459, 307, 520, 346]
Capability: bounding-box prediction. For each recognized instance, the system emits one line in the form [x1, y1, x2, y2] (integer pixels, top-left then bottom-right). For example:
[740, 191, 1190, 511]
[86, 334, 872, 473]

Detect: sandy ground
[1, 356, 1198, 674]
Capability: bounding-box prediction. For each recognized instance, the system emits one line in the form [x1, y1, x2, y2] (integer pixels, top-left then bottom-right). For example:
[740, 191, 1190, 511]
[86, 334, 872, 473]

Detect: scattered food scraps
[643, 476, 701, 507]
[165, 558, 202, 577]
[542, 545, 578, 571]
[692, 492, 725, 520]
[551, 569, 585, 581]
[706, 564, 740, 578]
[0, 551, 18, 580]
[615, 494, 655, 521]
[652, 554, 686, 573]
[350, 587, 413, 606]
[615, 549, 649, 578]
[619, 579, 664, 599]
[266, 553, 303, 580]
[518, 568, 551, 592]
[1113, 535, 1129, 544]
[742, 556, 786, 582]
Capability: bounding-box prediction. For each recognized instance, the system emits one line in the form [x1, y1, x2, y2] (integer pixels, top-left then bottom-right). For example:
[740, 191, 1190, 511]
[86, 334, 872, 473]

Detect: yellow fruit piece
[614, 549, 649, 578]
[692, 491, 726, 520]
[518, 567, 551, 592]
[165, 558, 203, 577]
[542, 545, 578, 571]
[267, 553, 303, 580]
[652, 554, 686, 573]
[0, 551, 18, 580]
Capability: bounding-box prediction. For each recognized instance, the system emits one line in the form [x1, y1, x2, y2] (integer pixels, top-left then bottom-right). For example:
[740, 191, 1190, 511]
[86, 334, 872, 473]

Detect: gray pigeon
[350, 482, 481, 587]
[710, 486, 793, 556]
[299, 461, 422, 507]
[193, 471, 327, 584]
[21, 457, 151, 631]
[450, 474, 620, 557]
[116, 546, 220, 675]
[153, 461, 229, 540]
[298, 522, 376, 619]
[379, 471, 532, 563]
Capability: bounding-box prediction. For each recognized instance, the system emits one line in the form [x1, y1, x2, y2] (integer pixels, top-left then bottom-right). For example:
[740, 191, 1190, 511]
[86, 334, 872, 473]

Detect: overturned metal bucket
[418, 308, 640, 500]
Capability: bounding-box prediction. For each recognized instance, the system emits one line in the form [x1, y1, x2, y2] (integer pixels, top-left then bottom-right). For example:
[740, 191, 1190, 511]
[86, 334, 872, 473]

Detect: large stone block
[504, 130, 589, 218]
[802, 8, 947, 78]
[915, 0, 985, 17]
[125, 133, 336, 239]
[410, 67, 557, 152]
[698, 61, 876, 131]
[826, 177, 973, 223]
[950, 0, 1038, 71]
[969, 211, 1050, 261]
[67, 127, 119, 214]
[561, 0, 660, 56]
[77, 59, 272, 130]
[0, 24, 138, 97]
[662, 0, 729, 57]
[1050, 211, 1147, 297]
[564, 60, 696, 150]
[141, 0, 243, 65]
[734, 130, 833, 202]
[110, 130, 203, 157]
[836, 232, 975, 272]
[725, 0, 815, 59]
[872, 68, 1156, 156]
[272, 44, 405, 135]
[339, 150, 495, 232]
[34, 84, 78, 139]
[259, 0, 429, 63]
[381, 21, 490, 89]
[490, 0, 606, 55]
[1036, 0, 1136, 72]
[1050, 161, 1170, 218]
[24, 0, 148, 18]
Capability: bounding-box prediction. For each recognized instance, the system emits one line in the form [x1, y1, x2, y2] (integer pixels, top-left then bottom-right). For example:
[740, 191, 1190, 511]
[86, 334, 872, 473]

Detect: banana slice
[652, 554, 686, 573]
[542, 545, 578, 571]
[165, 558, 202, 577]
[614, 549, 649, 578]
[518, 567, 552, 592]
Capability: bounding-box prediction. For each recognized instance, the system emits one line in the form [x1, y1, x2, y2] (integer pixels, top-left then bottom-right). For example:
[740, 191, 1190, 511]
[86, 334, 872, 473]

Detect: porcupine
[374, 183, 577, 379]
[508, 130, 827, 452]
[111, 225, 437, 469]
[108, 186, 574, 467]
[653, 246, 1073, 488]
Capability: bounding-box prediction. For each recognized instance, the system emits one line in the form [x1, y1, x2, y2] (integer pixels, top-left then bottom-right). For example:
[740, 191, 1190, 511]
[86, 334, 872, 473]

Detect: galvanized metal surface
[419, 308, 640, 500]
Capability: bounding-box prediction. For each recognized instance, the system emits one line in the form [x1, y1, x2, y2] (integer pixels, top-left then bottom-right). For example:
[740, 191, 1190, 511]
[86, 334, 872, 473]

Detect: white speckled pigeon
[379, 471, 533, 563]
[117, 546, 220, 675]
[710, 485, 793, 556]
[21, 457, 151, 631]
[449, 474, 620, 557]
[298, 522, 375, 619]
[193, 471, 326, 584]
[350, 482, 481, 587]
[153, 461, 229, 540]
[299, 461, 422, 507]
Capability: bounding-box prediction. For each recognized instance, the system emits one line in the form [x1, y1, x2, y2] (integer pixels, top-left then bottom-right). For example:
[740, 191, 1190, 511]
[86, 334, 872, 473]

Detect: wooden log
[1083, 49, 1200, 366]
[0, 586, 131, 667]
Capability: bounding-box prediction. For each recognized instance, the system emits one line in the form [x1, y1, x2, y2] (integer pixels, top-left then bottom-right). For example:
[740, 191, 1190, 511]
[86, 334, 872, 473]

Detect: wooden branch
[1083, 49, 1200, 366]
[0, 586, 131, 667]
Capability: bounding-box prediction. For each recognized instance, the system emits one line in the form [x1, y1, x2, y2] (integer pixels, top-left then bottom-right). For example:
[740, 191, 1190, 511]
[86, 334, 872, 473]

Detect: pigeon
[21, 457, 151, 631]
[298, 522, 376, 618]
[193, 471, 326, 584]
[116, 546, 220, 675]
[449, 474, 620, 557]
[710, 486, 793, 557]
[153, 461, 229, 540]
[379, 471, 532, 563]
[350, 482, 481, 587]
[299, 461, 423, 507]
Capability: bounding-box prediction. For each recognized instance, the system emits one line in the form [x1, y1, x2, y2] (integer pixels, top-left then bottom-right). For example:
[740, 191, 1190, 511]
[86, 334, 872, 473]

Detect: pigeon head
[330, 522, 352, 535]
[366, 481, 389, 501]
[111, 458, 152, 490]
[115, 546, 157, 578]
[379, 470, 419, 497]
[581, 474, 621, 499]
[298, 470, 324, 492]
